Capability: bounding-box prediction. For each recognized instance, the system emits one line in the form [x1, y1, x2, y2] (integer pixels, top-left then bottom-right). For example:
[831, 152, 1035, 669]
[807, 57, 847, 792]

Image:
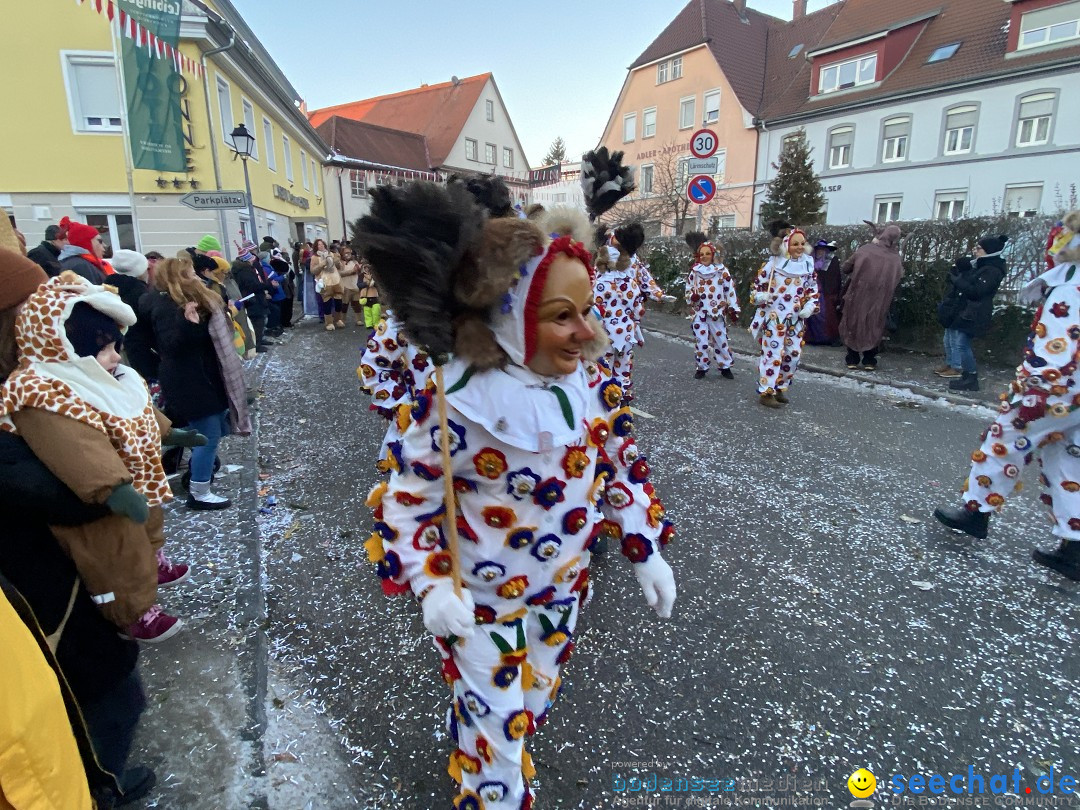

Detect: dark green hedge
[642, 215, 1055, 363]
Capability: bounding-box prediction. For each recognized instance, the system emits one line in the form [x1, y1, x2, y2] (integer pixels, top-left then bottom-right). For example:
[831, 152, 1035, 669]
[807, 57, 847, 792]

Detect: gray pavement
[131, 312, 1078, 809]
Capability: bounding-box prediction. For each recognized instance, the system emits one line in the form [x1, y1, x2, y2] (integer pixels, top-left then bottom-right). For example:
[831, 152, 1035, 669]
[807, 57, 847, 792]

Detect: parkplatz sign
[179, 190, 248, 210]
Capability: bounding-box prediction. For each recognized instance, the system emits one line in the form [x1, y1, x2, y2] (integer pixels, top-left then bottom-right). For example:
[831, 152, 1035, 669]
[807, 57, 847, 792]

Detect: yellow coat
[0, 589, 91, 810]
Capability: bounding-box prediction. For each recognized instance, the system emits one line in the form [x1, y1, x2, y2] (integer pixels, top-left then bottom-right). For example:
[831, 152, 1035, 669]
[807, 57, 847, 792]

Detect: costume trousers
[604, 349, 634, 398]
[441, 596, 581, 809]
[364, 301, 382, 329]
[756, 318, 806, 394]
[692, 312, 732, 371]
[962, 402, 1080, 540]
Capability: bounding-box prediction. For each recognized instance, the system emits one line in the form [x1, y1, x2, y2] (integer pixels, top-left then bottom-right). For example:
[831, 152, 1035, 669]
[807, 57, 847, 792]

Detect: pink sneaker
[156, 549, 190, 588]
[120, 604, 183, 643]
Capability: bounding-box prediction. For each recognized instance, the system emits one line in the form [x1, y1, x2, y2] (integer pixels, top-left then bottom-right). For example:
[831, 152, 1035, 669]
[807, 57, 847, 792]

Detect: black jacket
[110, 276, 158, 382]
[938, 255, 1006, 337]
[59, 253, 107, 285]
[231, 260, 272, 319]
[0, 431, 139, 706]
[27, 241, 62, 277]
[140, 290, 228, 423]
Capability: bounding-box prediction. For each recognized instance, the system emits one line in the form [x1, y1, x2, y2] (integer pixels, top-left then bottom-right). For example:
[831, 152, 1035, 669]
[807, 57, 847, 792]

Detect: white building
[753, 0, 1080, 224]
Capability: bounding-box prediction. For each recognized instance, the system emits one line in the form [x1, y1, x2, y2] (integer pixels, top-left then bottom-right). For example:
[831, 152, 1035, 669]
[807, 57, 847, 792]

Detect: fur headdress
[581, 147, 635, 221]
[448, 174, 513, 219]
[684, 231, 707, 255]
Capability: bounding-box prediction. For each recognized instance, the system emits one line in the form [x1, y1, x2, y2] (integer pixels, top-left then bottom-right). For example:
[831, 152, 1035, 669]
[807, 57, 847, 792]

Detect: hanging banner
[117, 0, 186, 172]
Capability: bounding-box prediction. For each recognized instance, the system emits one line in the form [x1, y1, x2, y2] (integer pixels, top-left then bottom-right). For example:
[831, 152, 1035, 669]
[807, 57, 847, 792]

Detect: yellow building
[1, 0, 330, 256]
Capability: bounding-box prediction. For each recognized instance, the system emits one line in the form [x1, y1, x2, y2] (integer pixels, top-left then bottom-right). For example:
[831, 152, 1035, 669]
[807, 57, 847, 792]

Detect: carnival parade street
[128, 321, 1078, 808]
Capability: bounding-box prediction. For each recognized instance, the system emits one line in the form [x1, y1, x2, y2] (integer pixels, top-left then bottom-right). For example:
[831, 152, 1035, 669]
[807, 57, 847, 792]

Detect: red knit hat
[59, 216, 100, 252]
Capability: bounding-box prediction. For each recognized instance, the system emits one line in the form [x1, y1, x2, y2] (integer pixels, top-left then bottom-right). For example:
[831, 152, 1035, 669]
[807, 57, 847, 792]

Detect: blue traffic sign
[687, 174, 716, 205]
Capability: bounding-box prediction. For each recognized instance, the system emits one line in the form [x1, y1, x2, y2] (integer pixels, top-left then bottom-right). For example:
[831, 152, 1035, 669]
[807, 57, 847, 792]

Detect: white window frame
[216, 74, 234, 148]
[703, 90, 721, 125]
[827, 126, 854, 169]
[1018, 2, 1080, 50]
[714, 148, 727, 182]
[311, 158, 319, 196]
[484, 142, 496, 164]
[676, 157, 691, 188]
[1004, 183, 1043, 218]
[503, 147, 514, 169]
[657, 61, 669, 84]
[944, 105, 976, 155]
[241, 98, 258, 161]
[282, 134, 293, 182]
[300, 149, 309, 190]
[485, 99, 494, 122]
[61, 51, 123, 135]
[83, 212, 136, 252]
[465, 138, 478, 161]
[679, 96, 695, 130]
[1016, 92, 1054, 147]
[640, 163, 654, 195]
[934, 190, 967, 221]
[262, 118, 276, 171]
[881, 117, 910, 163]
[874, 195, 902, 223]
[623, 112, 636, 143]
[642, 107, 657, 139]
[350, 170, 368, 198]
[818, 53, 877, 94]
[672, 57, 683, 79]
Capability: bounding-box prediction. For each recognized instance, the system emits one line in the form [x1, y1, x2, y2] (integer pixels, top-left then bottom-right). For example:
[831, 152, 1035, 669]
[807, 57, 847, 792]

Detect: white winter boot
[186, 480, 231, 511]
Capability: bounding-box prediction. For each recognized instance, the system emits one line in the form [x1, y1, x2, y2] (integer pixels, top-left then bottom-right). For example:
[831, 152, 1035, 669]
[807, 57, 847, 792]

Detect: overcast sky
[230, 0, 838, 166]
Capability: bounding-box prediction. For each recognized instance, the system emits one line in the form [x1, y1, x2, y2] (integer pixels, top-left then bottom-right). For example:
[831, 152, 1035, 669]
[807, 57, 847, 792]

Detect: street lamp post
[229, 123, 259, 248]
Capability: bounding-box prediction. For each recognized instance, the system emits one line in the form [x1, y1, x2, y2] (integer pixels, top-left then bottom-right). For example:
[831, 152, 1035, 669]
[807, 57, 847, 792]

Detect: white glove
[634, 554, 676, 619]
[798, 302, 816, 319]
[421, 582, 475, 638]
[660, 294, 676, 303]
[752, 291, 773, 306]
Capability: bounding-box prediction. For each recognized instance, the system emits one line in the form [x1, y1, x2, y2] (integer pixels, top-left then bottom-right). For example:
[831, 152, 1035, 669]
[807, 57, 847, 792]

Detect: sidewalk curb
[644, 326, 994, 409]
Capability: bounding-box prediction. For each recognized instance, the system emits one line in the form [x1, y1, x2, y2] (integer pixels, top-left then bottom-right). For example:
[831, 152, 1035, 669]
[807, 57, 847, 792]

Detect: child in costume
[748, 228, 818, 408]
[356, 175, 675, 810]
[0, 273, 204, 641]
[934, 211, 1080, 582]
[688, 241, 740, 379]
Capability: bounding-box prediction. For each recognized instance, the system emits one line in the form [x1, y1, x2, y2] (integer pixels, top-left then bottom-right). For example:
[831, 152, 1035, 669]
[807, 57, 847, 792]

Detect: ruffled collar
[692, 262, 722, 279]
[442, 356, 590, 452]
[768, 254, 815, 279]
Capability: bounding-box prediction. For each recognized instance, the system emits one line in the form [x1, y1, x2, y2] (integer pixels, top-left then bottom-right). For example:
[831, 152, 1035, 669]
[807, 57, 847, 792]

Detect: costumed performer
[688, 240, 740, 379]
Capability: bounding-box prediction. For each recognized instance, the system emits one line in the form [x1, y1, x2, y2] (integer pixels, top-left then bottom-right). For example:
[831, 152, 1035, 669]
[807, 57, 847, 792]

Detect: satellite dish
[451, 75, 460, 85]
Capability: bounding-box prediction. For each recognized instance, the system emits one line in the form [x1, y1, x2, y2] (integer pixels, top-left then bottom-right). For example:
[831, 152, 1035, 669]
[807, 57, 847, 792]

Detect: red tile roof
[630, 0, 1079, 123]
[307, 73, 491, 167]
[317, 117, 434, 172]
[759, 0, 1080, 122]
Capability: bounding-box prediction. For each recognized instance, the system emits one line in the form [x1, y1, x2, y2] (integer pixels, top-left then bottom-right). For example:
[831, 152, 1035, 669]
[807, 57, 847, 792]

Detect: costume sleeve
[594, 377, 674, 565]
[366, 383, 467, 598]
[1017, 286, 1080, 394]
[11, 408, 131, 505]
[722, 267, 740, 313]
[841, 253, 856, 275]
[803, 269, 821, 312]
[358, 325, 408, 416]
[687, 269, 701, 310]
[752, 261, 771, 295]
[637, 263, 665, 301]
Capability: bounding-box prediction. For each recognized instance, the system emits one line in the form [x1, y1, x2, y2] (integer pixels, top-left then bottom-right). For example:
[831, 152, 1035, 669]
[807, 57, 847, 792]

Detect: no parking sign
[687, 175, 716, 205]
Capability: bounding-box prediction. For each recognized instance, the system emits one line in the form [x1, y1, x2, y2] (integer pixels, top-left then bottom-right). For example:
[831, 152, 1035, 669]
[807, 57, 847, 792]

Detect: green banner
[118, 0, 185, 172]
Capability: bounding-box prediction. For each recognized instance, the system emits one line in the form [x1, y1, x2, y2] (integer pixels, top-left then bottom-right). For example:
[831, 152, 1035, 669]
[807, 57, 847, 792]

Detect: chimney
[733, 0, 746, 14]
[792, 0, 807, 18]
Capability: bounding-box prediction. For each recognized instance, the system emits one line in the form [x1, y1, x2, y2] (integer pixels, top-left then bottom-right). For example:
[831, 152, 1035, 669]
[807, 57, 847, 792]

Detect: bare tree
[605, 140, 746, 235]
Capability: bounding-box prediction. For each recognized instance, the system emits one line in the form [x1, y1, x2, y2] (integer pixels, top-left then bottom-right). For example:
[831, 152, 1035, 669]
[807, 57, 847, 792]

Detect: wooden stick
[435, 365, 463, 597]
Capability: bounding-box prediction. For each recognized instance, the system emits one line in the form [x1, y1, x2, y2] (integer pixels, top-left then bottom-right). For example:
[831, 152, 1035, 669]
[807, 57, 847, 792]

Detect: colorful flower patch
[474, 447, 508, 479]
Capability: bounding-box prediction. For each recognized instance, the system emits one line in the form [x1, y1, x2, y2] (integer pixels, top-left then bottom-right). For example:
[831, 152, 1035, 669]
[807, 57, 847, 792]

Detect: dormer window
[819, 53, 877, 94]
[1018, 1, 1080, 49]
[656, 57, 683, 85]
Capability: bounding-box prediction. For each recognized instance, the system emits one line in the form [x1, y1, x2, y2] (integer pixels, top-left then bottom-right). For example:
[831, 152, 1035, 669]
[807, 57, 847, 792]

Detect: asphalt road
[253, 319, 1079, 809]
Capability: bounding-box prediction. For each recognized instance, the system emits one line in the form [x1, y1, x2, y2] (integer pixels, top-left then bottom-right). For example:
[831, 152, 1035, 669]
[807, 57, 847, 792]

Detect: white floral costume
[688, 262, 740, 371]
[594, 264, 642, 398]
[748, 255, 819, 394]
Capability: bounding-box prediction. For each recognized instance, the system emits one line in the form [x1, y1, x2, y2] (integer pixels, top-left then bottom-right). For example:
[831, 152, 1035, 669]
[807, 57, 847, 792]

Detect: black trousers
[845, 346, 879, 367]
[83, 669, 147, 778]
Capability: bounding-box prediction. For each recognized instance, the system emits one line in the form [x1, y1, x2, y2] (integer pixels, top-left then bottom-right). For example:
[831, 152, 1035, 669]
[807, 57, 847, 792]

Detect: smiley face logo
[848, 768, 877, 798]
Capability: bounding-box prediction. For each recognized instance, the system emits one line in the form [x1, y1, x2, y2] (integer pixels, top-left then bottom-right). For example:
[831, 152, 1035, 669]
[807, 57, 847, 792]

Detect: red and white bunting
[76, 0, 203, 79]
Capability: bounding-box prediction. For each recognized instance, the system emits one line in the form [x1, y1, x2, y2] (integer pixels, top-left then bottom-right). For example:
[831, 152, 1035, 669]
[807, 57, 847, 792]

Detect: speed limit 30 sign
[690, 129, 718, 159]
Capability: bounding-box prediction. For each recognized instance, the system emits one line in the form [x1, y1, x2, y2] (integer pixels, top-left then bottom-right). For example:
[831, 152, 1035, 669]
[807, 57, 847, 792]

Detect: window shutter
[74, 62, 121, 119]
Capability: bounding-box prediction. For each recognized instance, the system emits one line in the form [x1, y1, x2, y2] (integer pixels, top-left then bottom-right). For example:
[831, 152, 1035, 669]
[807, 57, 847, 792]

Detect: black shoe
[720, 368, 734, 379]
[694, 369, 707, 379]
[116, 765, 156, 806]
[1032, 540, 1080, 581]
[933, 505, 989, 539]
[256, 346, 269, 353]
[949, 372, 979, 392]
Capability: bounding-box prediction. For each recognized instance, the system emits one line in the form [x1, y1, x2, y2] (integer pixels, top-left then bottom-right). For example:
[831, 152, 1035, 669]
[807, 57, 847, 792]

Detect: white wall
[443, 78, 530, 178]
[755, 70, 1080, 224]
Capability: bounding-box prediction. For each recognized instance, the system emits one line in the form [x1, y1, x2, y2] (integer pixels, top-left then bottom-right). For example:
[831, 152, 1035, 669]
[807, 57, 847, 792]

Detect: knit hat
[59, 217, 99, 253]
[65, 301, 124, 358]
[978, 234, 1009, 256]
[211, 256, 231, 274]
[237, 239, 258, 262]
[0, 247, 48, 311]
[192, 253, 218, 276]
[111, 249, 149, 278]
[197, 234, 222, 253]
